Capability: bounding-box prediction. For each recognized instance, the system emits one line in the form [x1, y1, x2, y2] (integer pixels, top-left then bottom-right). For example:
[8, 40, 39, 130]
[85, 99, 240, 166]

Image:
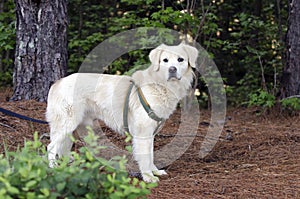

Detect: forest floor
[0, 87, 299, 198]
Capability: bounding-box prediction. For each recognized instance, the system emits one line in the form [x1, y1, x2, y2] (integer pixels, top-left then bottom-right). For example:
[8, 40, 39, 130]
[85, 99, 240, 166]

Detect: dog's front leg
[151, 137, 167, 177]
[132, 136, 159, 183]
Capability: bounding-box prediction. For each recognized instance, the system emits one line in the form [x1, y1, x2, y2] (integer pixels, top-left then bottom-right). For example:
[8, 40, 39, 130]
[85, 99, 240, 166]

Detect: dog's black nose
[169, 66, 177, 73]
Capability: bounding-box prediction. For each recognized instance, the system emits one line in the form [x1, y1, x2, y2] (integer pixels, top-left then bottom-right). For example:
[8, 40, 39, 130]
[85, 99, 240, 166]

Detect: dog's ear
[149, 44, 165, 71]
[181, 44, 198, 68]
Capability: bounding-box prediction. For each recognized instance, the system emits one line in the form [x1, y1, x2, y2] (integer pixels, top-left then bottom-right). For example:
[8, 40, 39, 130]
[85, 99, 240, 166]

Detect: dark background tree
[11, 0, 68, 102]
[280, 0, 300, 98]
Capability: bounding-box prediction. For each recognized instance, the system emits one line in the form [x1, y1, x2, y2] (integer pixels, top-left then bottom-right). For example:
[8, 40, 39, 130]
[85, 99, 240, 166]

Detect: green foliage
[0, 70, 13, 87]
[0, 0, 15, 51]
[248, 89, 275, 108]
[281, 97, 300, 111]
[0, 0, 15, 86]
[67, 0, 201, 74]
[0, 132, 156, 198]
[217, 1, 287, 105]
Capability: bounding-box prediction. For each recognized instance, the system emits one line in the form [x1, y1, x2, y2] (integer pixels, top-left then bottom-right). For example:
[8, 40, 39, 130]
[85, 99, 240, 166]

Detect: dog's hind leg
[47, 123, 77, 167]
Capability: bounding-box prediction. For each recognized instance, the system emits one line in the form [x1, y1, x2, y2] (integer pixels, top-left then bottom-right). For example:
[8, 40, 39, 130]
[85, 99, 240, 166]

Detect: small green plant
[248, 89, 275, 108]
[281, 97, 300, 111]
[0, 131, 156, 198]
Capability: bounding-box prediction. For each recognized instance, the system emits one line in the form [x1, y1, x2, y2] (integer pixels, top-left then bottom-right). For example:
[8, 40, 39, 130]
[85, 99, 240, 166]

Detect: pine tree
[280, 0, 300, 98]
[11, 0, 68, 102]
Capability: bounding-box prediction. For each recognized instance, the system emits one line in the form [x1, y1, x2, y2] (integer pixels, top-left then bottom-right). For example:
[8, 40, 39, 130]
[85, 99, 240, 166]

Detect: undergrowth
[0, 131, 156, 199]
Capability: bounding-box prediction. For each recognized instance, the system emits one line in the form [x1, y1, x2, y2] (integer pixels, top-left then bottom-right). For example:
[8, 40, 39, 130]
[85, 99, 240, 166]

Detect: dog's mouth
[167, 74, 181, 81]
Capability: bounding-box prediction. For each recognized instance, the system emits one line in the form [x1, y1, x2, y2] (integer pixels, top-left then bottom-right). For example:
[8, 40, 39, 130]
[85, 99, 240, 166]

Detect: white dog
[46, 43, 198, 182]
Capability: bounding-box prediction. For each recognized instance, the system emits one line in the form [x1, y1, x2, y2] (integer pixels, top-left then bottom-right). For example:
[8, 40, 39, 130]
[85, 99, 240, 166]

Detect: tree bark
[11, 0, 68, 102]
[280, 0, 300, 98]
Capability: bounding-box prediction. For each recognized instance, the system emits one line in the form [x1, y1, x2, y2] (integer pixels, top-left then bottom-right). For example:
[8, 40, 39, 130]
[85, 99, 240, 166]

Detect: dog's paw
[142, 172, 159, 183]
[153, 169, 167, 176]
[48, 159, 58, 168]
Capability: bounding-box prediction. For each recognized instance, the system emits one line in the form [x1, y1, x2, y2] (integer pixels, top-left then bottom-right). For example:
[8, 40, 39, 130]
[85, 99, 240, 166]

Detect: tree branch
[194, 1, 212, 41]
[282, 95, 300, 99]
[256, 52, 268, 92]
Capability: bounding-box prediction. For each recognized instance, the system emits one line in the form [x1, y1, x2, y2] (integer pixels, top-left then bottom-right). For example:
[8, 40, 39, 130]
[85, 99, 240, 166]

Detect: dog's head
[149, 43, 198, 81]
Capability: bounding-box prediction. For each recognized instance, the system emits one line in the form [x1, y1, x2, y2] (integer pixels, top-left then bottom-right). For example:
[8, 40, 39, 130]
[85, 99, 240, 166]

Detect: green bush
[248, 89, 275, 109]
[281, 97, 300, 111]
[0, 0, 15, 86]
[0, 132, 156, 199]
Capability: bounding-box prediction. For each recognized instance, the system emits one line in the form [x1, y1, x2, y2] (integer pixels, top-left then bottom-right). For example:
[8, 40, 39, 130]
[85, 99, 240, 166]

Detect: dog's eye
[163, 58, 168, 63]
[178, 57, 184, 62]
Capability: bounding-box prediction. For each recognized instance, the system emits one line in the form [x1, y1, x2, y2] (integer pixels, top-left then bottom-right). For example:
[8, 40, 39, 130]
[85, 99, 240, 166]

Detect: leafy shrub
[0, 70, 13, 87]
[248, 89, 275, 108]
[280, 97, 300, 111]
[0, 0, 15, 86]
[0, 132, 156, 198]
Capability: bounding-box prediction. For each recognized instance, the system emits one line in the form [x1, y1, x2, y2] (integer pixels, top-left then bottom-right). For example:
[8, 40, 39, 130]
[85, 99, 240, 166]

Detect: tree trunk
[11, 0, 68, 102]
[280, 0, 300, 98]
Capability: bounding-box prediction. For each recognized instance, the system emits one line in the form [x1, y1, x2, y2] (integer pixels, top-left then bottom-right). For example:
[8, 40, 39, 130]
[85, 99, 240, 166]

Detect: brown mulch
[0, 87, 299, 198]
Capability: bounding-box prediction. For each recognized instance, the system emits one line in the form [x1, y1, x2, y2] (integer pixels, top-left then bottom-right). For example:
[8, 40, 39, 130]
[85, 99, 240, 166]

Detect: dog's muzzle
[168, 66, 181, 81]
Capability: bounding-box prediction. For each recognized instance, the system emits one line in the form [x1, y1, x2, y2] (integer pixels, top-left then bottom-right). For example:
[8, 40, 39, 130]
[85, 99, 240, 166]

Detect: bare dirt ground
[0, 87, 299, 198]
